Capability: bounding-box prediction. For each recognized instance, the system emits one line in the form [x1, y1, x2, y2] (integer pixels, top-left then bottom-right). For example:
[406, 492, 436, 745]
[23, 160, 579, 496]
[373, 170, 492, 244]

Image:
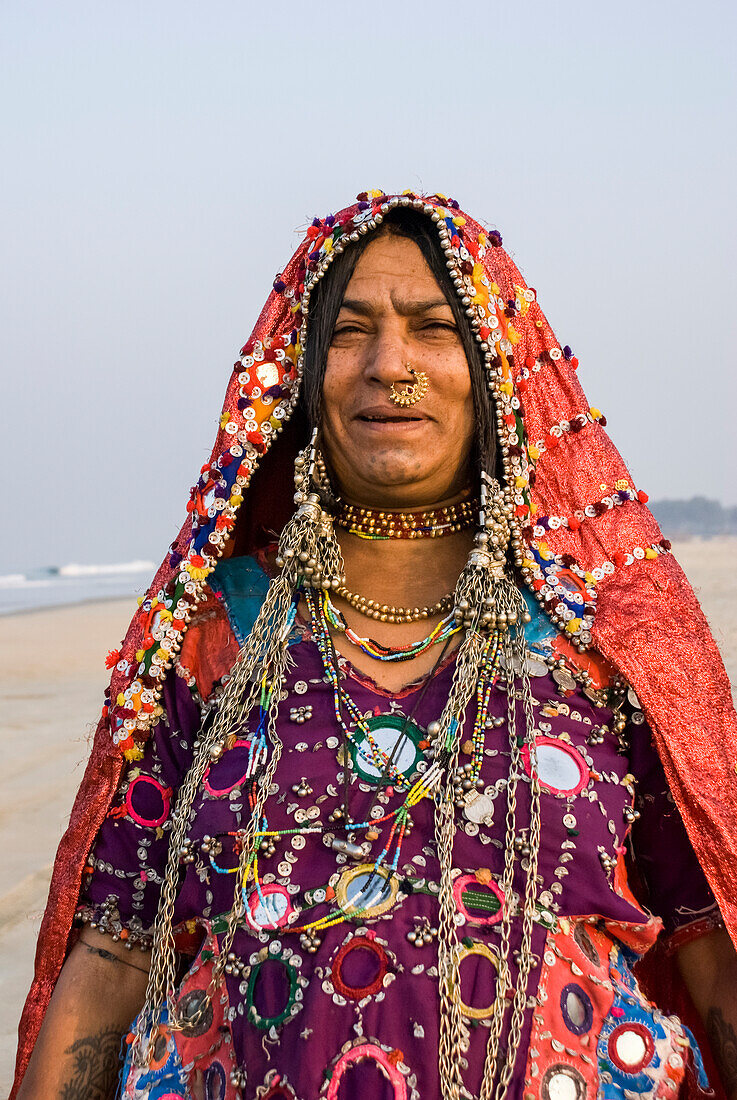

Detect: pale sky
[2, 0, 735, 573]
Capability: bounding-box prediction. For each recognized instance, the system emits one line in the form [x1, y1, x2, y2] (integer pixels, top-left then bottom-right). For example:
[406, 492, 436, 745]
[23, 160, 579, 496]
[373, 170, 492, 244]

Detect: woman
[13, 191, 737, 1100]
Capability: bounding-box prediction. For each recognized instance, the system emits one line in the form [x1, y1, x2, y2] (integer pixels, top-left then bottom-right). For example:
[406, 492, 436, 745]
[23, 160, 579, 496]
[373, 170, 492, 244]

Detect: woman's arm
[677, 928, 737, 1100]
[17, 928, 151, 1100]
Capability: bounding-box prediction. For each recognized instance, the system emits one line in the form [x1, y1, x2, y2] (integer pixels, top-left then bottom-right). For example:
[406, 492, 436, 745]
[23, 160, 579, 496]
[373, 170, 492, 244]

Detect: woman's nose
[365, 329, 413, 384]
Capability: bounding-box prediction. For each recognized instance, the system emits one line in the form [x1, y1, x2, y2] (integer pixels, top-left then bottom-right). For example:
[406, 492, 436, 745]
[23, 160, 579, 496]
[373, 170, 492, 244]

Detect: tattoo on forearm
[60, 1029, 123, 1100]
[80, 938, 150, 974]
[707, 1007, 737, 1090]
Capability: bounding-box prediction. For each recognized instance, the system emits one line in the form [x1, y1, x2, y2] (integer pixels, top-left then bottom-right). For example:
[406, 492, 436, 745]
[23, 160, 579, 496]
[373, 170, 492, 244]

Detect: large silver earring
[313, 448, 340, 510]
[275, 428, 344, 591]
[453, 472, 529, 633]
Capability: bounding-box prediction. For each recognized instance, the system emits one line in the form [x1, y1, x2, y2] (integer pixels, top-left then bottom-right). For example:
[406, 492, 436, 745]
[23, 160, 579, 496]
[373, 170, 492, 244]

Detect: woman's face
[320, 233, 476, 509]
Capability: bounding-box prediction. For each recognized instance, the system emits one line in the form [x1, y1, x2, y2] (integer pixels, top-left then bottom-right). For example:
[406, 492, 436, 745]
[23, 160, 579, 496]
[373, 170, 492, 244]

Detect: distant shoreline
[0, 592, 136, 619]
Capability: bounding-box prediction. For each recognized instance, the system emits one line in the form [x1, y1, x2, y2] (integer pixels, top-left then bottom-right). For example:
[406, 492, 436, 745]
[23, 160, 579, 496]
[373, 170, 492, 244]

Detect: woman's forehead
[338, 233, 452, 314]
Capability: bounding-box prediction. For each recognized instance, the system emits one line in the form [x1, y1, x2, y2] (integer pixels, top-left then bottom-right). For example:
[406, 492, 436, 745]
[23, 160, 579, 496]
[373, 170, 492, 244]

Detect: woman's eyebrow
[338, 296, 451, 317]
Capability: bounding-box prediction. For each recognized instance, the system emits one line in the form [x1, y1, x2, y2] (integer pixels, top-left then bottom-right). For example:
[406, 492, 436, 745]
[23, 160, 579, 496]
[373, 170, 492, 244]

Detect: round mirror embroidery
[348, 715, 424, 785]
[560, 983, 593, 1035]
[246, 884, 294, 930]
[334, 864, 399, 919]
[607, 1022, 655, 1072]
[523, 737, 588, 796]
[541, 1064, 586, 1100]
[125, 775, 171, 828]
[453, 941, 499, 1020]
[331, 934, 389, 1001]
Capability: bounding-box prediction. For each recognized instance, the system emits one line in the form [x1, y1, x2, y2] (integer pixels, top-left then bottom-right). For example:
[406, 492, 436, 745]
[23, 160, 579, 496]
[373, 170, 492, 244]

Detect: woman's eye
[331, 324, 363, 338]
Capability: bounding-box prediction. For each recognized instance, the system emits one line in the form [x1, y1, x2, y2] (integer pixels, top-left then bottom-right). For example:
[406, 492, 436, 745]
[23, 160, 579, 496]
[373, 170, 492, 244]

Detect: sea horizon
[0, 560, 156, 616]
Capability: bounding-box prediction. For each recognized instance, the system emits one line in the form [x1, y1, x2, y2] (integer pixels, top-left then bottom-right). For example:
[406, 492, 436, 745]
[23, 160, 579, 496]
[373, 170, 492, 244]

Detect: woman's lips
[354, 414, 426, 431]
[353, 406, 428, 429]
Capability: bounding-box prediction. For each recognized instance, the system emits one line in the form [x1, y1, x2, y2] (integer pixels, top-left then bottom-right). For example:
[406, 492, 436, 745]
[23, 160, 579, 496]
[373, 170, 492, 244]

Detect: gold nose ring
[388, 365, 429, 408]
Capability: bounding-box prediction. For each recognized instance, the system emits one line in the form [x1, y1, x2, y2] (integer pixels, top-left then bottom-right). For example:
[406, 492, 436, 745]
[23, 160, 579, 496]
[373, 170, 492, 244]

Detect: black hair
[299, 207, 496, 476]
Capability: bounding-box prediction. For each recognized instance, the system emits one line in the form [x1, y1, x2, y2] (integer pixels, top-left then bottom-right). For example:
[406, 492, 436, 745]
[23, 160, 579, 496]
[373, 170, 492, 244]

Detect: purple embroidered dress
[77, 557, 719, 1100]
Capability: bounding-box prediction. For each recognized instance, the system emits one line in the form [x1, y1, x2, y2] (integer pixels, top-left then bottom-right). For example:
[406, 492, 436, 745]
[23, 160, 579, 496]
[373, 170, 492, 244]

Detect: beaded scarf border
[107, 190, 666, 757]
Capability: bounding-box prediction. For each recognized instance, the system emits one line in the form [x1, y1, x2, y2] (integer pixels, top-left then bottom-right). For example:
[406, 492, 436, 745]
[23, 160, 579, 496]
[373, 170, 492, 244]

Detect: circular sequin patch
[523, 737, 588, 796]
[246, 884, 294, 930]
[334, 863, 398, 919]
[125, 775, 171, 828]
[573, 923, 601, 968]
[540, 1064, 587, 1100]
[453, 873, 504, 926]
[204, 1061, 226, 1100]
[454, 940, 498, 1020]
[246, 942, 305, 1031]
[560, 983, 593, 1035]
[607, 1022, 655, 1073]
[177, 989, 213, 1038]
[349, 715, 424, 785]
[331, 933, 389, 1001]
[324, 1041, 407, 1099]
[203, 738, 252, 796]
[257, 1072, 298, 1100]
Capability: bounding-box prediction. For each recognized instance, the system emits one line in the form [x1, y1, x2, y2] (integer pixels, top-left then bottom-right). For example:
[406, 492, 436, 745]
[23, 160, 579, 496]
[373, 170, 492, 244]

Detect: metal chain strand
[479, 643, 520, 1085]
[132, 437, 345, 1067]
[434, 558, 528, 1097]
[436, 503, 542, 1100]
[202, 652, 288, 1016]
[434, 629, 489, 1099]
[479, 629, 541, 1100]
[493, 642, 541, 1100]
[131, 630, 290, 1062]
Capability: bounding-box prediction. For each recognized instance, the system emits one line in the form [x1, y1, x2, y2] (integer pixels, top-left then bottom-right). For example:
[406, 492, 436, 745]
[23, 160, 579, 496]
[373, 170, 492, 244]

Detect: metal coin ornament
[388, 365, 429, 408]
[462, 787, 496, 826]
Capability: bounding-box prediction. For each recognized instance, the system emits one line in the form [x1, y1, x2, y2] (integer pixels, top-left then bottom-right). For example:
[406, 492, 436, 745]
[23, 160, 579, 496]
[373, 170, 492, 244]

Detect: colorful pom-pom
[105, 649, 121, 669]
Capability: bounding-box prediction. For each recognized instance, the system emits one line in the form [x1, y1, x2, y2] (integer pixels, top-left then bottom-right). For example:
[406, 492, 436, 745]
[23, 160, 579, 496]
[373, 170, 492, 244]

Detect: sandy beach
[1, 541, 735, 1093]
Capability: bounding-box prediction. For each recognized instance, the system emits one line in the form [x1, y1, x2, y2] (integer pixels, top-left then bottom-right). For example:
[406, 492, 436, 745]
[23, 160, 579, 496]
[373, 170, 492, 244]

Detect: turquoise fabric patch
[210, 556, 271, 647]
[521, 587, 559, 655]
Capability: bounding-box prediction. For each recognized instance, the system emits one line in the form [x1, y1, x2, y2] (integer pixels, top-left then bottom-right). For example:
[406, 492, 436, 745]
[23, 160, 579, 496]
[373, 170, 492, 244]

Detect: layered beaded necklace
[307, 586, 433, 782]
[336, 498, 478, 540]
[333, 583, 454, 623]
[320, 588, 460, 662]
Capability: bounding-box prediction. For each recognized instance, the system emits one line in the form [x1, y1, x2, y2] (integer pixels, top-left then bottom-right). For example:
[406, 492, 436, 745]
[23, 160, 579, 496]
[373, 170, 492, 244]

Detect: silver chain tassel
[434, 472, 540, 1100]
[131, 429, 344, 1073]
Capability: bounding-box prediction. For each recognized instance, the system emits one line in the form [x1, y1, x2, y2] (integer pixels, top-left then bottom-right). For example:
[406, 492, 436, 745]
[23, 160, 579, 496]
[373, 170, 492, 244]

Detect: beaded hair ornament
[13, 189, 737, 1100]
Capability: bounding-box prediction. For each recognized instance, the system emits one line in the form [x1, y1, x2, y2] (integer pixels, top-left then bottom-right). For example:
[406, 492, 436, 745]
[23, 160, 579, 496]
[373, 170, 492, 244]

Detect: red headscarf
[12, 190, 737, 1094]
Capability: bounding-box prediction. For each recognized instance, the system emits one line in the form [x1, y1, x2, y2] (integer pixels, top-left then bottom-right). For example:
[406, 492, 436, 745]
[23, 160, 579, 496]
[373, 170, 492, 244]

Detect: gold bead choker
[335, 498, 478, 540]
[334, 585, 454, 623]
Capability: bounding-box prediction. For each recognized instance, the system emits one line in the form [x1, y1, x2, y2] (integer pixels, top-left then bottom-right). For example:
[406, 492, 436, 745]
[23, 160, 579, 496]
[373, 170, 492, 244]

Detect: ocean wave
[0, 573, 27, 587]
[57, 560, 155, 578]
